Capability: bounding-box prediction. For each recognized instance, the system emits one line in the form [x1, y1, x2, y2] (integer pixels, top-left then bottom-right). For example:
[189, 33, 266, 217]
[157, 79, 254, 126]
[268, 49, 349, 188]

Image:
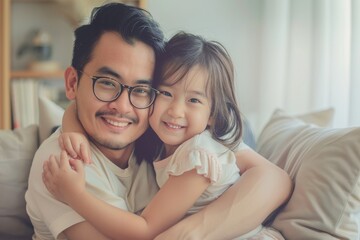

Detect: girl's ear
[64, 67, 78, 100]
[207, 116, 213, 127]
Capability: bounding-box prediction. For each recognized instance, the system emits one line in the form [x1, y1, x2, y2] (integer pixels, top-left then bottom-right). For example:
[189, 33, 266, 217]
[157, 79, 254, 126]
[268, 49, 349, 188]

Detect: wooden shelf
[0, 0, 146, 129]
[11, 70, 64, 79]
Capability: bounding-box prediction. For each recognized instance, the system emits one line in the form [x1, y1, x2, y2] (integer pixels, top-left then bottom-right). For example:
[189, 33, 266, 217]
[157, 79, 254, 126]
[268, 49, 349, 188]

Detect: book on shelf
[11, 79, 38, 129]
[11, 78, 68, 129]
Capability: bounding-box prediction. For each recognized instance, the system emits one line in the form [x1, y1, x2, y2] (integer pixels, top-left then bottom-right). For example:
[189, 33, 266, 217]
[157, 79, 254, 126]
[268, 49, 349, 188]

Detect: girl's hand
[42, 150, 86, 204]
[59, 132, 92, 164]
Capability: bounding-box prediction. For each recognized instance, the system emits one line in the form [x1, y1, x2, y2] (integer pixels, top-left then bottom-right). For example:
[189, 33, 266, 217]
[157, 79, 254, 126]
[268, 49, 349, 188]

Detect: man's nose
[108, 89, 132, 112]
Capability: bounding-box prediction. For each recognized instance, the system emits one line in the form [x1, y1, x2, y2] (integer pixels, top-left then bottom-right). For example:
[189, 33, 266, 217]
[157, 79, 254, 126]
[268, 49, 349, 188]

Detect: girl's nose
[167, 100, 185, 118]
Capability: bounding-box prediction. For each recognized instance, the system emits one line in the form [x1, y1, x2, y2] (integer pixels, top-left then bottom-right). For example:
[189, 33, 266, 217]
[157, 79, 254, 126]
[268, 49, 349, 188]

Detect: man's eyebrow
[96, 67, 121, 79]
[136, 79, 153, 85]
[96, 66, 153, 85]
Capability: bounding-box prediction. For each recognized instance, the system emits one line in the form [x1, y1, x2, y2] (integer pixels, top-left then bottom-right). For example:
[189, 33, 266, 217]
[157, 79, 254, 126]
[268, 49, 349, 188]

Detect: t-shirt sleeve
[26, 132, 84, 239]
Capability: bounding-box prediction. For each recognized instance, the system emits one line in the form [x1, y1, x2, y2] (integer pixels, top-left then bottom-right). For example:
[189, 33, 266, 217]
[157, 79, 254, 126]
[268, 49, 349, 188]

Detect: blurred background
[3, 0, 360, 136]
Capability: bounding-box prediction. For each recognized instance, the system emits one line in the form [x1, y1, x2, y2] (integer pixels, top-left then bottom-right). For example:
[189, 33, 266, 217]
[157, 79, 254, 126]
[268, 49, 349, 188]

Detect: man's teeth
[167, 123, 182, 129]
[105, 119, 129, 127]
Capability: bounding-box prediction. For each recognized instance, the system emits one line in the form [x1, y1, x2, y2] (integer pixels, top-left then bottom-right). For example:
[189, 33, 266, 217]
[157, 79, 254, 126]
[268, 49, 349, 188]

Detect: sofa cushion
[257, 109, 360, 239]
[0, 125, 39, 239]
[242, 116, 256, 150]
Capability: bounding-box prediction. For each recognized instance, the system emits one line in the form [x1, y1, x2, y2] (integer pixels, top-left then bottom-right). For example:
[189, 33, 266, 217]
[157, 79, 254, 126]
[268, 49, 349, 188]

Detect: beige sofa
[0, 97, 64, 240]
[1, 100, 360, 239]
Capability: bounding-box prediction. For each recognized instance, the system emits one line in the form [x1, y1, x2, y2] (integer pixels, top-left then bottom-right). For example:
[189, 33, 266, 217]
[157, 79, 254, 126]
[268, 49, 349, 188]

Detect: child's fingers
[46, 154, 60, 174]
[42, 168, 53, 188]
[42, 158, 57, 194]
[69, 159, 85, 176]
[42, 171, 52, 193]
[58, 137, 64, 150]
[59, 150, 72, 169]
[43, 159, 50, 174]
[80, 143, 92, 164]
[70, 136, 82, 158]
[59, 133, 91, 164]
[63, 136, 78, 159]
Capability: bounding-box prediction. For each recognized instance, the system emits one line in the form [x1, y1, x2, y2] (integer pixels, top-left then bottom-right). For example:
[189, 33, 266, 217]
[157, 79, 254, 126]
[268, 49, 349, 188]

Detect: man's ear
[64, 67, 78, 100]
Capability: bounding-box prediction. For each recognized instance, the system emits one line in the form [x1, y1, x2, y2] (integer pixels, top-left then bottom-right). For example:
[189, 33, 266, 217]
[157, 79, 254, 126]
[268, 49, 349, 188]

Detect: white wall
[148, 0, 263, 133]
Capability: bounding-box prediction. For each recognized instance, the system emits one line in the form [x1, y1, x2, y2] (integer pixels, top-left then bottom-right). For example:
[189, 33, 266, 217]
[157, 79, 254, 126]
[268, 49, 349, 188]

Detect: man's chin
[90, 135, 130, 151]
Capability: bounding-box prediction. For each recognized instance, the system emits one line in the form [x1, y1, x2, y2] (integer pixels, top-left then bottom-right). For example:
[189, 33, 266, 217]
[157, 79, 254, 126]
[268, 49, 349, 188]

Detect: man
[26, 3, 291, 240]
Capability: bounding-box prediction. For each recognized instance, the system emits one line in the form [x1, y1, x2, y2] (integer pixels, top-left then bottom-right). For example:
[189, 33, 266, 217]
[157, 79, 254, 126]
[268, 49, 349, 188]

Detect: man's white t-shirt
[25, 128, 158, 240]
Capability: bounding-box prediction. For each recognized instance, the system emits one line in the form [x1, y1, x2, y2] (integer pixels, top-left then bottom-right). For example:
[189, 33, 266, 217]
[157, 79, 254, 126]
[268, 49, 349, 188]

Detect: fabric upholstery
[0, 125, 39, 240]
[257, 109, 360, 240]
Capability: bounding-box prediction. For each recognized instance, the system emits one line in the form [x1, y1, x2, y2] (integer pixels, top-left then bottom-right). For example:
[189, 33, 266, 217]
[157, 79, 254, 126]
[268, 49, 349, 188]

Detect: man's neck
[96, 143, 134, 169]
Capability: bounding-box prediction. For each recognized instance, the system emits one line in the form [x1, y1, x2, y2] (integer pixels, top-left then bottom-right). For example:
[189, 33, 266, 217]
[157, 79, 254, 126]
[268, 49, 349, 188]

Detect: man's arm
[155, 148, 292, 240]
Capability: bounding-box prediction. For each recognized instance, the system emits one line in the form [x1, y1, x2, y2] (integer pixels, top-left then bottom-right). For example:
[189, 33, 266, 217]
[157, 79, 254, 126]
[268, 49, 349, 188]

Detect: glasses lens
[94, 78, 121, 101]
[130, 86, 156, 108]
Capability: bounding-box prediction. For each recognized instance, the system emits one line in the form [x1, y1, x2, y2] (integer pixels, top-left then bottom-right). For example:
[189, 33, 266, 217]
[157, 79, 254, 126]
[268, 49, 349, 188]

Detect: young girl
[43, 32, 284, 240]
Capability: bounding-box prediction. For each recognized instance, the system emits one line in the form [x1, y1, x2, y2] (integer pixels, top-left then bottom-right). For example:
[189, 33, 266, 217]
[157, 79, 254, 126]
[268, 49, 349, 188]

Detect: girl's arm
[61, 102, 91, 163]
[62, 101, 85, 133]
[43, 151, 210, 240]
[154, 148, 292, 240]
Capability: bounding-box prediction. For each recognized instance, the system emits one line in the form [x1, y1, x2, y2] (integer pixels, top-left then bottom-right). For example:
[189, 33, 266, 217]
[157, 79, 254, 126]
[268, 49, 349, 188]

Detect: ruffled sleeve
[166, 145, 223, 184]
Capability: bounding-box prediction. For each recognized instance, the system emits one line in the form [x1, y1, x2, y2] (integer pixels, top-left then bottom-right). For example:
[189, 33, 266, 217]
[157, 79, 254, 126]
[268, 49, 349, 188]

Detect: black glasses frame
[77, 69, 159, 109]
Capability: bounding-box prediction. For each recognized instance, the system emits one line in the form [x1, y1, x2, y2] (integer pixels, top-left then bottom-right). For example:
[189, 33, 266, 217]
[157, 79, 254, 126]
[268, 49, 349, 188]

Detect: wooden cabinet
[0, 0, 146, 129]
[0, 0, 11, 129]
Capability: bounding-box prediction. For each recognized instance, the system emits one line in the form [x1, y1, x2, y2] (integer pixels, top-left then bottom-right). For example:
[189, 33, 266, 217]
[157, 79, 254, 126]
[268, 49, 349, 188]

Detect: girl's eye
[189, 98, 201, 103]
[160, 91, 172, 97]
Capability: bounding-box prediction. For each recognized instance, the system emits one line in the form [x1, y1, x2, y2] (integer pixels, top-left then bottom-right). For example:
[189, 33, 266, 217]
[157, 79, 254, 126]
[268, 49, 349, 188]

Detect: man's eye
[98, 78, 117, 88]
[133, 87, 146, 94]
[132, 87, 151, 96]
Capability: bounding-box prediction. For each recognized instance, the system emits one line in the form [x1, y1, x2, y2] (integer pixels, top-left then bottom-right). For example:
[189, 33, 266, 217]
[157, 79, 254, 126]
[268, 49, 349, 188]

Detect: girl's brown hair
[154, 31, 242, 149]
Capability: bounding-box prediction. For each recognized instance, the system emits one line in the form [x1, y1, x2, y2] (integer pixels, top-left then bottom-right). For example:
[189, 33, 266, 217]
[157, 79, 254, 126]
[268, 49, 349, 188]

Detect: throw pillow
[257, 109, 360, 239]
[296, 108, 334, 128]
[38, 96, 65, 143]
[0, 125, 39, 240]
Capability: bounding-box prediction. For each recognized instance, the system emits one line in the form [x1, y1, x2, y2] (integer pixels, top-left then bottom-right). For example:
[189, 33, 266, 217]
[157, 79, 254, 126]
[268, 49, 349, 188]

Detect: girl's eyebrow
[160, 83, 208, 98]
[96, 66, 153, 85]
[190, 90, 207, 98]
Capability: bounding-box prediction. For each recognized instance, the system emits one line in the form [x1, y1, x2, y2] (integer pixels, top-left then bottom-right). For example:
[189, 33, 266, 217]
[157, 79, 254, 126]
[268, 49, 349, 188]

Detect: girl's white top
[153, 130, 247, 215]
